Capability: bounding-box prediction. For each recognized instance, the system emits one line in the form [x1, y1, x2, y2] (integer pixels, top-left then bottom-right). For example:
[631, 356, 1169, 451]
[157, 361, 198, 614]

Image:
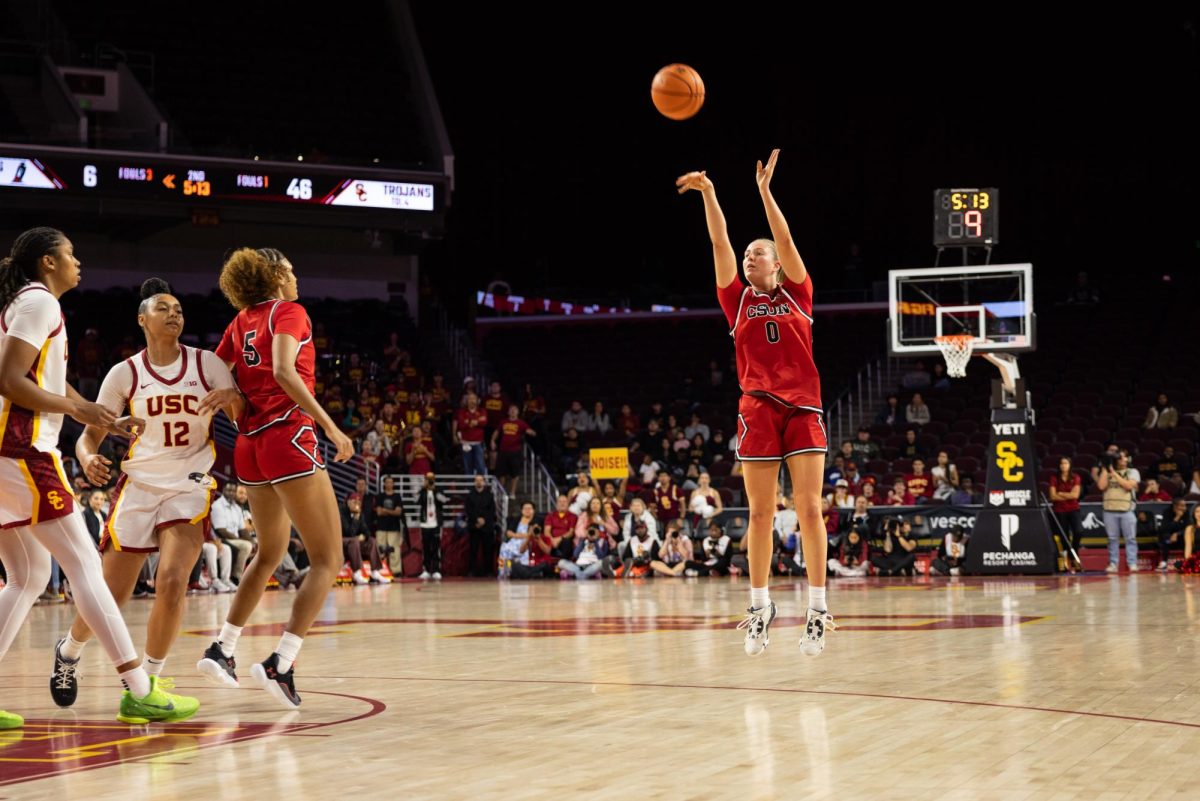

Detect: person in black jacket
[464, 474, 497, 577]
[341, 493, 388, 584]
[416, 472, 448, 579]
[81, 489, 107, 545]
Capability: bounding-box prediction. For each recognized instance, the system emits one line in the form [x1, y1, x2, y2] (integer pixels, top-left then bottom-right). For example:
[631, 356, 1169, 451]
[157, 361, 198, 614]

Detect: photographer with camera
[870, 517, 918, 577]
[557, 524, 609, 580]
[1095, 449, 1140, 573]
[683, 521, 732, 577]
[510, 522, 558, 579]
[651, 519, 695, 577]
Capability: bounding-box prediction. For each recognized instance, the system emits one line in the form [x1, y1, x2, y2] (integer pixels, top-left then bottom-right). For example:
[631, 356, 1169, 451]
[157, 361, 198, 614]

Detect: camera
[1097, 452, 1118, 470]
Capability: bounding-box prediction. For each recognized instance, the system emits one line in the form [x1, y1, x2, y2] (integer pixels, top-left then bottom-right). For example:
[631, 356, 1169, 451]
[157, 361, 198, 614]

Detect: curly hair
[218, 247, 290, 310]
[0, 227, 66, 311]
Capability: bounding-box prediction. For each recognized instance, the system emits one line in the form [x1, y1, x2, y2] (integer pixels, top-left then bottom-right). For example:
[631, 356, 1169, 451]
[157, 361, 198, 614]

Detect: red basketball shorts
[735, 395, 827, 461]
[235, 413, 326, 485]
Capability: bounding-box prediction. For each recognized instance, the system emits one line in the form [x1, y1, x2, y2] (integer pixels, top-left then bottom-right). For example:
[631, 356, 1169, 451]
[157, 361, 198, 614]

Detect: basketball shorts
[101, 474, 216, 552]
[235, 413, 326, 485]
[735, 395, 828, 461]
[0, 451, 75, 529]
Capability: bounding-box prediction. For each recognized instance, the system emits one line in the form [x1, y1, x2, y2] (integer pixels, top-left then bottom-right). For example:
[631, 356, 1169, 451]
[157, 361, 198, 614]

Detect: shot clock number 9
[933, 187, 999, 247]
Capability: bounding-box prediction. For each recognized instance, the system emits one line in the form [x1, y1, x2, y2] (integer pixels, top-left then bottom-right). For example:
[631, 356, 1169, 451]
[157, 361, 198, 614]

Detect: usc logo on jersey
[146, 394, 201, 417]
[46, 490, 65, 510]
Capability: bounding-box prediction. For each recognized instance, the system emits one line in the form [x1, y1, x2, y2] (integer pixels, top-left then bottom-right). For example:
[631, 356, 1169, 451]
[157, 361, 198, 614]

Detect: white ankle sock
[275, 632, 303, 674]
[218, 622, 243, 658]
[809, 586, 827, 613]
[60, 634, 87, 661]
[750, 587, 770, 609]
[143, 655, 166, 676]
[121, 666, 152, 698]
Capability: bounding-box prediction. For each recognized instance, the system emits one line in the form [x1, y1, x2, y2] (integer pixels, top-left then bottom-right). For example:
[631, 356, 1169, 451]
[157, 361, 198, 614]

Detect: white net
[935, 335, 975, 377]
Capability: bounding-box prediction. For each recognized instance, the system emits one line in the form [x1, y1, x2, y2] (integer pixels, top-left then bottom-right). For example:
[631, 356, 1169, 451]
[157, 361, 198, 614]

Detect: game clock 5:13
[933, 187, 998, 246]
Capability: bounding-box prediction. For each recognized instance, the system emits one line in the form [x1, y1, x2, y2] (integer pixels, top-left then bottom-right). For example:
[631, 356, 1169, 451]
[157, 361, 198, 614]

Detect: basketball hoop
[935, 335, 976, 377]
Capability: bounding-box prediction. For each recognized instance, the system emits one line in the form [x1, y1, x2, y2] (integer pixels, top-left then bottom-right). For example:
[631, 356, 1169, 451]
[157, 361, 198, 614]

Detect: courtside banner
[589, 448, 629, 480]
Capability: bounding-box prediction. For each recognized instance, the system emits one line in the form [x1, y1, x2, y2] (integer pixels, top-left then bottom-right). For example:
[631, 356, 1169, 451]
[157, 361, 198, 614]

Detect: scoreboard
[0, 145, 448, 230]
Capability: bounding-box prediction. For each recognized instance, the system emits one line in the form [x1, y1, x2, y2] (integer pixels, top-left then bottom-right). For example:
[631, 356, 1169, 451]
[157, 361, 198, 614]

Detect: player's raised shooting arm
[676, 170, 738, 289]
[756, 149, 808, 285]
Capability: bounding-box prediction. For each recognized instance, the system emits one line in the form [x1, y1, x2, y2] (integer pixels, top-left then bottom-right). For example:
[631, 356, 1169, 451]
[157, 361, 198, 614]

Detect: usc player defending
[50, 278, 242, 721]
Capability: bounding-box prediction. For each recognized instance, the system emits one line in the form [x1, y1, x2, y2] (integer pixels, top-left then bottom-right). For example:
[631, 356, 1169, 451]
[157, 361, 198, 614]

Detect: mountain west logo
[1000, 514, 1020, 550]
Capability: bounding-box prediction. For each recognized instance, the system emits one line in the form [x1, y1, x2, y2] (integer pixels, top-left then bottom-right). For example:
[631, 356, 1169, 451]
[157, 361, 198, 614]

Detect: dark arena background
[1, 3, 1198, 799]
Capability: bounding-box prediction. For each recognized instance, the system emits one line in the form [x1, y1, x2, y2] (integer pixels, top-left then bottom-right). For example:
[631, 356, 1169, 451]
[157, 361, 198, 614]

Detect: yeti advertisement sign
[965, 408, 1058, 574]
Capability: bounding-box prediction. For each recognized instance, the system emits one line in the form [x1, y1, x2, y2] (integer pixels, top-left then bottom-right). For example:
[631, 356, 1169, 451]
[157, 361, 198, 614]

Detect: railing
[434, 302, 489, 390]
[824, 356, 897, 447]
[522, 441, 560, 512]
[384, 473, 508, 529]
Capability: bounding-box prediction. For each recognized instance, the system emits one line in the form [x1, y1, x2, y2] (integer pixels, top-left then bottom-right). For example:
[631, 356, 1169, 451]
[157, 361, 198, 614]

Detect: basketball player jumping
[677, 150, 835, 656]
[196, 248, 352, 708]
[0, 228, 198, 728]
[49, 278, 243, 721]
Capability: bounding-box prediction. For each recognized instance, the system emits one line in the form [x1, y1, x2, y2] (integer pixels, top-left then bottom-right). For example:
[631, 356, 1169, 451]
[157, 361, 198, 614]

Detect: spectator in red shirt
[543, 494, 579, 559]
[1048, 456, 1083, 572]
[406, 427, 436, 475]
[453, 393, 488, 475]
[886, 479, 916, 506]
[429, 373, 452, 414]
[653, 470, 684, 523]
[616, 404, 640, 438]
[1138, 478, 1172, 502]
[403, 393, 424, 430]
[904, 459, 934, 504]
[491, 404, 536, 495]
[483, 381, 509, 432]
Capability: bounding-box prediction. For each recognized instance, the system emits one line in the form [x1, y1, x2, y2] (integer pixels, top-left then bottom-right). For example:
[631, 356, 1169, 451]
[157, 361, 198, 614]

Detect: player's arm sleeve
[716, 280, 745, 330]
[4, 291, 59, 348]
[214, 321, 236, 363]
[202, 350, 237, 390]
[95, 363, 132, 416]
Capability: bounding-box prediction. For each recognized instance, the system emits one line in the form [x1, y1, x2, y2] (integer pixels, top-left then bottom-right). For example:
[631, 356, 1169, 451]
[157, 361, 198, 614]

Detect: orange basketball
[651, 63, 705, 121]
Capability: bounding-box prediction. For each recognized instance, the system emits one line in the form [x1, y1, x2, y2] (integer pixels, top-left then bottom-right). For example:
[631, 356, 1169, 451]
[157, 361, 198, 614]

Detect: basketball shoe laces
[736, 608, 768, 640]
[53, 657, 77, 691]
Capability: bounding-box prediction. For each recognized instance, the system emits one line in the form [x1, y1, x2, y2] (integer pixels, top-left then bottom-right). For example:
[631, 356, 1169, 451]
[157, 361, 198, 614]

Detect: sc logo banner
[996, 441, 1024, 482]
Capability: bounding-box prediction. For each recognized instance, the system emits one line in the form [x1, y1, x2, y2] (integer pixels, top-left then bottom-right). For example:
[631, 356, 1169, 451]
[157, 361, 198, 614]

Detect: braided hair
[0, 227, 65, 311]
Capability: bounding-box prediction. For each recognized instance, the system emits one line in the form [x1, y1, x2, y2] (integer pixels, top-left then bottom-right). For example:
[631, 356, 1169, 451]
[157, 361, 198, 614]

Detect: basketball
[651, 63, 705, 121]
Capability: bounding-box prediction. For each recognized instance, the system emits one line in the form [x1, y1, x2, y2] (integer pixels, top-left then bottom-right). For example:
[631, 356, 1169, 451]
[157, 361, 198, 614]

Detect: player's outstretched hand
[327, 426, 355, 463]
[109, 415, 144, 438]
[70, 399, 117, 430]
[675, 170, 713, 195]
[756, 149, 780, 191]
[82, 453, 112, 486]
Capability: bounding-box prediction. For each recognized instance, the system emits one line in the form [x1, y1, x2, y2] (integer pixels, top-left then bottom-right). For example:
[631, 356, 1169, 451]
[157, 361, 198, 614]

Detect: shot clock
[933, 188, 998, 247]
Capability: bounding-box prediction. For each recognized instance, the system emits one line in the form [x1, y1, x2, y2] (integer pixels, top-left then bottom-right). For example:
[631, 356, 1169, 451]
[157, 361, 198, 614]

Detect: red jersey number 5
[242, 331, 262, 367]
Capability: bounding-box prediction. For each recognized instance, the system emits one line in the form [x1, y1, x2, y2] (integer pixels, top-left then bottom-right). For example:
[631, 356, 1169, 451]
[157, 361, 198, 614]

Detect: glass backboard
[888, 264, 1034, 355]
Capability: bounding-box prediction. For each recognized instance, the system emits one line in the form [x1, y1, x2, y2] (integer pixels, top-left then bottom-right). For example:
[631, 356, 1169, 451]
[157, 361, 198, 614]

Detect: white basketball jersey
[0, 284, 69, 457]
[99, 346, 223, 492]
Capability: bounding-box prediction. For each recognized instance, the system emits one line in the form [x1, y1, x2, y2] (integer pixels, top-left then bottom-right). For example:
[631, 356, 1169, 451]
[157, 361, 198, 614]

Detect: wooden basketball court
[2, 574, 1196, 799]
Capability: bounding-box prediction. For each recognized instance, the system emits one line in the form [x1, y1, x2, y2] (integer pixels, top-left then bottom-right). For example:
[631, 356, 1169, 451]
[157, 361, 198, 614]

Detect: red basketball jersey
[717, 274, 821, 410]
[216, 299, 315, 435]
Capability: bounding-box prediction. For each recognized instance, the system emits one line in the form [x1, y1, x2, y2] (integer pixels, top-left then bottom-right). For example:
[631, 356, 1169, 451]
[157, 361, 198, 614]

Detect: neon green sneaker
[116, 675, 200, 724]
[0, 710, 23, 729]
